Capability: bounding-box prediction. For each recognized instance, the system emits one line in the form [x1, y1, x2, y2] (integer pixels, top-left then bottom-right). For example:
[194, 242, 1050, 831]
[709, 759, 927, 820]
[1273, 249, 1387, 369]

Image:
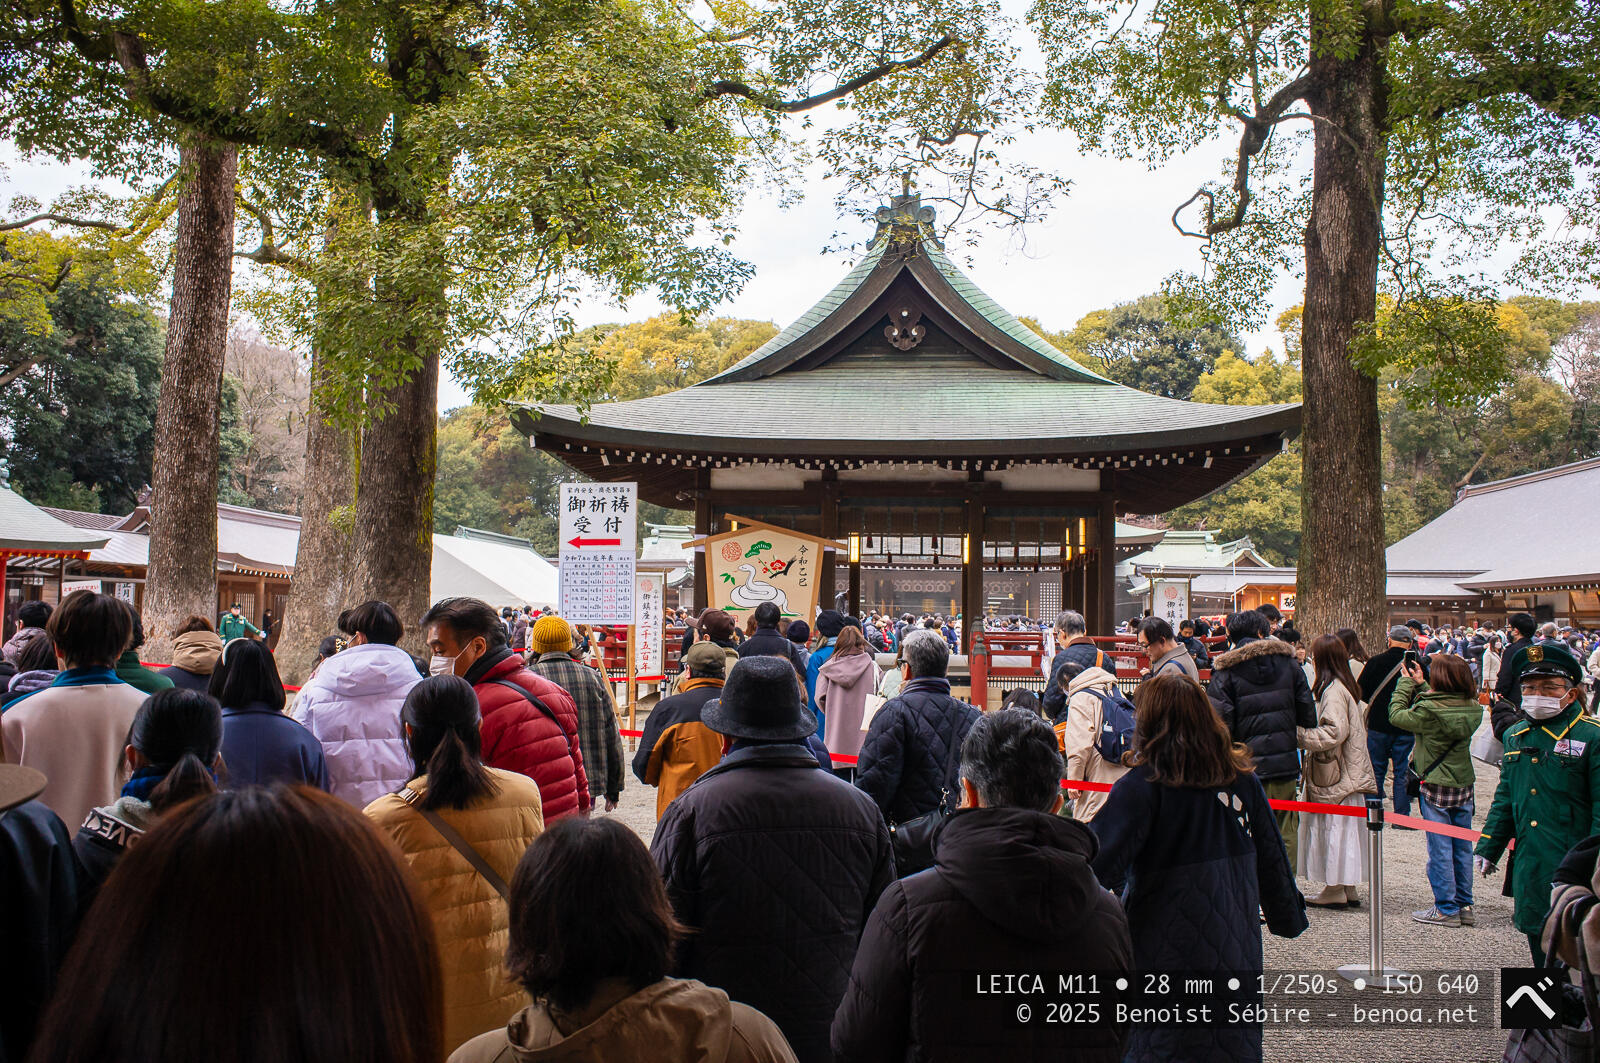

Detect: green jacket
[218, 614, 260, 642]
[1475, 703, 1600, 933]
[115, 648, 174, 696]
[1386, 677, 1481, 788]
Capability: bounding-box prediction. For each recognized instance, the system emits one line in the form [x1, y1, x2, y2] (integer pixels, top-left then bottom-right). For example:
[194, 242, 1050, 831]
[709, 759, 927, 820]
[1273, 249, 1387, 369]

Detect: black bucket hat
[701, 656, 817, 742]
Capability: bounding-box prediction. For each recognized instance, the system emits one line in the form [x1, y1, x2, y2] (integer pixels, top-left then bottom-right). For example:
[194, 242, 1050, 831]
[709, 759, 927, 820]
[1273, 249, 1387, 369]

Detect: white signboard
[114, 582, 136, 603]
[1151, 578, 1190, 627]
[558, 482, 637, 625]
[61, 580, 102, 596]
[633, 574, 665, 679]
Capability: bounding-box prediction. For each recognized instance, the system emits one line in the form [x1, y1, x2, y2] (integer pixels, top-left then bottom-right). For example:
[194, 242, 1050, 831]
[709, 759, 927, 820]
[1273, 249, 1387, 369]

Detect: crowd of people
[4, 587, 1600, 1062]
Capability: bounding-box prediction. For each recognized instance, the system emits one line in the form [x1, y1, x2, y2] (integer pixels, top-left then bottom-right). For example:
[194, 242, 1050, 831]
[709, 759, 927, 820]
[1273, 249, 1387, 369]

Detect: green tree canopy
[0, 277, 163, 512]
[1041, 293, 1246, 399]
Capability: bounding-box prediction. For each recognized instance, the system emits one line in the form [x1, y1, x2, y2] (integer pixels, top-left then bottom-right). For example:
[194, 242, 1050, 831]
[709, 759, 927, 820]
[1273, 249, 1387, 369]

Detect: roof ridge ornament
[873, 191, 939, 257]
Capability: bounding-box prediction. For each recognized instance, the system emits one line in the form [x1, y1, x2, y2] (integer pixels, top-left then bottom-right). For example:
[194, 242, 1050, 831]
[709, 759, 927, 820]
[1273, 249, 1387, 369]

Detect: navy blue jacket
[159, 665, 212, 693]
[220, 702, 331, 791]
[855, 677, 979, 825]
[1092, 766, 1307, 1063]
[652, 743, 893, 1063]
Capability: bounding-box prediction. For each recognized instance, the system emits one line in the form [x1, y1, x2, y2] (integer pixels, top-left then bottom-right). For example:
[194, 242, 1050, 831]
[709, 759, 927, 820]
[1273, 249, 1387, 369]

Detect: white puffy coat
[293, 642, 420, 807]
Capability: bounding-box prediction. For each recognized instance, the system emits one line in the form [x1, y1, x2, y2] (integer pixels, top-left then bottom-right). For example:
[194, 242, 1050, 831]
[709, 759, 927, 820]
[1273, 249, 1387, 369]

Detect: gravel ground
[602, 733, 1531, 1063]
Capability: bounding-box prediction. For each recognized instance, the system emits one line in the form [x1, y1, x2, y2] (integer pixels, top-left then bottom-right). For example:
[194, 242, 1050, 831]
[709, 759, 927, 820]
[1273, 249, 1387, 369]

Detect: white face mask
[428, 652, 460, 678]
[1523, 694, 1567, 720]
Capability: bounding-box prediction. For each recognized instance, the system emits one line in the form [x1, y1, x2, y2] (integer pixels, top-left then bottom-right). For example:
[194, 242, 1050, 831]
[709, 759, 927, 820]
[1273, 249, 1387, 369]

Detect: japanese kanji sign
[558, 482, 637, 624]
[633, 574, 665, 680]
[687, 516, 843, 621]
[1150, 579, 1190, 627]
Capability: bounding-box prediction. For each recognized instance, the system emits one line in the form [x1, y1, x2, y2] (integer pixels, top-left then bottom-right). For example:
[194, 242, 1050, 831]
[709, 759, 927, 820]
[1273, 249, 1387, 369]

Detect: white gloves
[1474, 855, 1497, 877]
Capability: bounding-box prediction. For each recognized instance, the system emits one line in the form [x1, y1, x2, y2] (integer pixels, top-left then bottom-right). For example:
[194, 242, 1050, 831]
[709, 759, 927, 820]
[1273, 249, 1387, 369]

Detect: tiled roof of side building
[1386, 456, 1600, 576]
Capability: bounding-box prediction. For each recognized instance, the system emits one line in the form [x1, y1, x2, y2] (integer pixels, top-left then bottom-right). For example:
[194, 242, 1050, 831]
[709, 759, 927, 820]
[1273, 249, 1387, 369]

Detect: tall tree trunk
[143, 137, 237, 662]
[351, 341, 437, 657]
[1297, 19, 1390, 649]
[276, 347, 358, 685]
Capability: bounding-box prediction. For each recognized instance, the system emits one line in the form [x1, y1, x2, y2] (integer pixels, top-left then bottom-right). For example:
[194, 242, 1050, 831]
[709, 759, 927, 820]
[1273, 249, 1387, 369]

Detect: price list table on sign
[558, 482, 637, 625]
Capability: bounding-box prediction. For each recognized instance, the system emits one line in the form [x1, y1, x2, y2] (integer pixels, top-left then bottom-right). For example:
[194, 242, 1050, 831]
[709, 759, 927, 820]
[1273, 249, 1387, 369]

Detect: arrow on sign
[567, 536, 623, 548]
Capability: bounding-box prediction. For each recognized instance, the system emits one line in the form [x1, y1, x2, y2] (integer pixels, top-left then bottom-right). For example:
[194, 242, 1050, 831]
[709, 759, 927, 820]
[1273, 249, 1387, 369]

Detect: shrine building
[511, 196, 1301, 647]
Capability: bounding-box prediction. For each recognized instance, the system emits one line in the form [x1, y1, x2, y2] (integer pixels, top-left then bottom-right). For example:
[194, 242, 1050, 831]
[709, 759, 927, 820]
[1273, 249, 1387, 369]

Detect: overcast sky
[6, 129, 1290, 414]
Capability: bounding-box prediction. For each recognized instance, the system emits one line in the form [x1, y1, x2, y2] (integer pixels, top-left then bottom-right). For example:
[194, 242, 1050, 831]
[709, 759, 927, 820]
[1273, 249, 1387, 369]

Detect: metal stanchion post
[1339, 794, 1409, 989]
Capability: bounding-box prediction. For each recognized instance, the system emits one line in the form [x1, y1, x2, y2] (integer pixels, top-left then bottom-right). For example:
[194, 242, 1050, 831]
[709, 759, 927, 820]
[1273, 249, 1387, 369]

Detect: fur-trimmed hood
[1211, 637, 1294, 671]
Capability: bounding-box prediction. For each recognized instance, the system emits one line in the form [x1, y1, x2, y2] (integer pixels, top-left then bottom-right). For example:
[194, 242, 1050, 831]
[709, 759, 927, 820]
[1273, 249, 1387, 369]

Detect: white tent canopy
[430, 531, 558, 610]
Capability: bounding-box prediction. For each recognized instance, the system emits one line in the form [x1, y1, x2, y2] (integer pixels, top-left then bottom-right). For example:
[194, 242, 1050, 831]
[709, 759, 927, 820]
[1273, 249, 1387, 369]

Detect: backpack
[1090, 686, 1139, 764]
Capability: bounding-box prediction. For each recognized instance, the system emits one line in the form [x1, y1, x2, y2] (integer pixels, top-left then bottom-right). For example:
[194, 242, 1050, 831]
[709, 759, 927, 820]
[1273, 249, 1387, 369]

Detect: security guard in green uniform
[1475, 644, 1600, 964]
[218, 603, 261, 643]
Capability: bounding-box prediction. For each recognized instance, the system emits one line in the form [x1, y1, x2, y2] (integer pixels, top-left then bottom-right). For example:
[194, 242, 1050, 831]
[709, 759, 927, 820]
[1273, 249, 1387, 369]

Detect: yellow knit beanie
[531, 614, 575, 655]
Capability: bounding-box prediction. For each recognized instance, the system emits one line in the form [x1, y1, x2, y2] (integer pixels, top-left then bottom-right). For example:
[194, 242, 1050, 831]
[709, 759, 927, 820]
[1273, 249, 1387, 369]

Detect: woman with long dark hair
[451, 816, 795, 1063]
[365, 674, 545, 1053]
[1335, 627, 1369, 679]
[31, 786, 444, 1063]
[74, 688, 222, 901]
[1298, 634, 1377, 909]
[210, 638, 329, 790]
[1091, 674, 1307, 1063]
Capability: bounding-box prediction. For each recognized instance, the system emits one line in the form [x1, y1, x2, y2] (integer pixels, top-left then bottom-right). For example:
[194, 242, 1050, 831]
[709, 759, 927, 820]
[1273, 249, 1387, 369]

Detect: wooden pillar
[692, 487, 711, 615]
[962, 492, 983, 654]
[819, 478, 839, 612]
[848, 552, 861, 617]
[1096, 481, 1117, 635]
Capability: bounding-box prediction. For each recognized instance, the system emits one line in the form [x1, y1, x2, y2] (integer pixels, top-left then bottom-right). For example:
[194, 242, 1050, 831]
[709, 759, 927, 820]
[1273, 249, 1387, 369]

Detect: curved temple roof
[511, 196, 1301, 513]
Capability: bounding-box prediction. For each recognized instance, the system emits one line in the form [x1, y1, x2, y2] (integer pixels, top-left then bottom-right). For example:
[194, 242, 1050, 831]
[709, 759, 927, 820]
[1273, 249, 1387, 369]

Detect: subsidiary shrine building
[512, 196, 1301, 646]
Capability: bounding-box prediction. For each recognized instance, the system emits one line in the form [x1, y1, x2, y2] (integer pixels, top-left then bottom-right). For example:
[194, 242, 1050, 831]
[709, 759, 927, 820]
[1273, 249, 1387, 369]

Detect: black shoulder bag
[888, 726, 963, 878]
[488, 678, 578, 762]
[1405, 740, 1462, 799]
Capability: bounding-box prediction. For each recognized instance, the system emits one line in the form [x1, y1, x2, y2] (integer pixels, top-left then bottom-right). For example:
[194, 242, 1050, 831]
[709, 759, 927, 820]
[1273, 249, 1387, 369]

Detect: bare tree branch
[0, 358, 41, 389]
[1173, 72, 1315, 238]
[704, 35, 956, 113]
[235, 198, 304, 270]
[0, 212, 123, 233]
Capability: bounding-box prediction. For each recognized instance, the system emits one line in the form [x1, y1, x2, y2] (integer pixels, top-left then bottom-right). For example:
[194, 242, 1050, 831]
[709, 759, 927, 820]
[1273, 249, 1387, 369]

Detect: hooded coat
[831, 808, 1133, 1063]
[366, 768, 545, 1053]
[817, 651, 881, 760]
[160, 630, 224, 692]
[292, 641, 420, 807]
[1206, 638, 1317, 782]
[447, 978, 797, 1063]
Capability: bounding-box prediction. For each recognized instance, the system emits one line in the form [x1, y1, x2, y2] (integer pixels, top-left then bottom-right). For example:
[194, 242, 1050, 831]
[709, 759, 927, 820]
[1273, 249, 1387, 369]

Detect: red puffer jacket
[471, 652, 590, 821]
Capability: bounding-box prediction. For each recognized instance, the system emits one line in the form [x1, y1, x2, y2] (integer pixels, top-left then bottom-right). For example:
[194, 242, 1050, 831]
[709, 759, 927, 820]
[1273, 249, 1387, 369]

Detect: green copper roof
[710, 239, 888, 381]
[705, 198, 1106, 385]
[919, 241, 1107, 381]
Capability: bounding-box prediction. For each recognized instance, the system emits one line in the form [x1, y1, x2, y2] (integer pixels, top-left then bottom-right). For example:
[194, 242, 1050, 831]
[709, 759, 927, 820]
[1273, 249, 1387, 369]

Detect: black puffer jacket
[1206, 638, 1316, 782]
[832, 808, 1133, 1063]
[651, 743, 894, 1063]
[855, 678, 980, 825]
